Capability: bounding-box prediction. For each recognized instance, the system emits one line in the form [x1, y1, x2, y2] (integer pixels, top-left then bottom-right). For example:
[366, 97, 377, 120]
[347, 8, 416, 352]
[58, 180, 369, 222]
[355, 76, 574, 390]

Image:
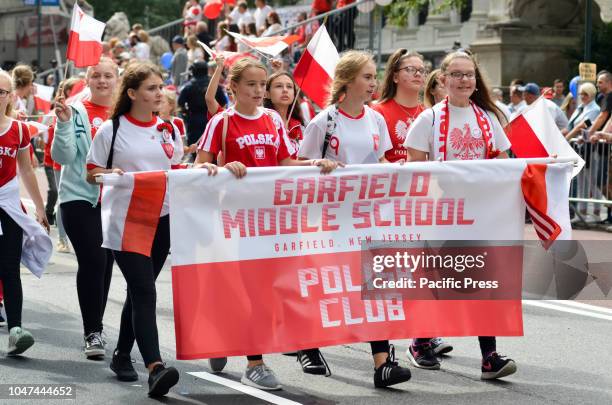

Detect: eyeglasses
[447, 71, 476, 80]
[0, 89, 10, 98]
[397, 66, 428, 76]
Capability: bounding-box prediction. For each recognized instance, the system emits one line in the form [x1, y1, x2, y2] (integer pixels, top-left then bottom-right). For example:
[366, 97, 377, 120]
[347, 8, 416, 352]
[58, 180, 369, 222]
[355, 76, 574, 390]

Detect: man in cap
[520, 82, 568, 131]
[170, 35, 189, 87]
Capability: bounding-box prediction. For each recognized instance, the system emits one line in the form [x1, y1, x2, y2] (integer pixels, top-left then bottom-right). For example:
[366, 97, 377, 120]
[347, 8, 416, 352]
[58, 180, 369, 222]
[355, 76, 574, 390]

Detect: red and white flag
[98, 171, 167, 256]
[225, 31, 300, 57]
[33, 84, 54, 115]
[293, 25, 339, 108]
[66, 4, 106, 68]
[505, 97, 584, 177]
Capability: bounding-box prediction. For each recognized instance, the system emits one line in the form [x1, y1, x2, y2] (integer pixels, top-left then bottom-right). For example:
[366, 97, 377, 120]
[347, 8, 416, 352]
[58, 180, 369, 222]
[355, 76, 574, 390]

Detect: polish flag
[225, 31, 300, 57]
[505, 97, 584, 177]
[33, 84, 54, 115]
[66, 80, 91, 105]
[521, 163, 572, 247]
[293, 25, 339, 108]
[98, 171, 167, 256]
[66, 4, 106, 68]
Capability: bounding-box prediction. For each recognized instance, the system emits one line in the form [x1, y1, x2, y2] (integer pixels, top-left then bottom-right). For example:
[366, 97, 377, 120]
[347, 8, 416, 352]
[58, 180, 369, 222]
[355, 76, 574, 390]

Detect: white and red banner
[158, 159, 573, 359]
[505, 97, 585, 177]
[225, 31, 300, 57]
[66, 4, 106, 68]
[33, 83, 54, 116]
[293, 25, 339, 108]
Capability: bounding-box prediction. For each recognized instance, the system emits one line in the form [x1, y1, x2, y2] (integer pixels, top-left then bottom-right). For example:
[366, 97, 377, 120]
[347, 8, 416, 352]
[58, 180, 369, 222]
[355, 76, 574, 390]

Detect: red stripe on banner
[172, 250, 523, 360]
[66, 31, 103, 68]
[521, 164, 561, 246]
[293, 50, 332, 109]
[505, 114, 548, 158]
[121, 171, 167, 256]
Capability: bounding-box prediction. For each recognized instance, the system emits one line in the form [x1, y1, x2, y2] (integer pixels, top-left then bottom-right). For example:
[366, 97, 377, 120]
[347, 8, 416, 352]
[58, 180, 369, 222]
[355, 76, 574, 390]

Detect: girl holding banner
[52, 57, 119, 361]
[86, 62, 185, 397]
[404, 50, 517, 380]
[195, 57, 339, 391]
[298, 50, 413, 389]
[373, 48, 454, 363]
[0, 69, 50, 356]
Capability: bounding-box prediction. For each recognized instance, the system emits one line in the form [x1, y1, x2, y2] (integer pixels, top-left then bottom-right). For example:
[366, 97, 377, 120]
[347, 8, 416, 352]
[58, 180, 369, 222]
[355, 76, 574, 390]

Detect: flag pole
[63, 60, 71, 82]
[287, 88, 300, 124]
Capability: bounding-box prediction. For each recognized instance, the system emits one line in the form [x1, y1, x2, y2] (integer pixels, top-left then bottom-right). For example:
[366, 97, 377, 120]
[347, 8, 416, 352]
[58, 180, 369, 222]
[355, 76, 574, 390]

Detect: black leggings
[44, 166, 57, 219]
[61, 200, 114, 336]
[414, 336, 496, 358]
[301, 340, 390, 360]
[113, 215, 170, 367]
[0, 208, 23, 330]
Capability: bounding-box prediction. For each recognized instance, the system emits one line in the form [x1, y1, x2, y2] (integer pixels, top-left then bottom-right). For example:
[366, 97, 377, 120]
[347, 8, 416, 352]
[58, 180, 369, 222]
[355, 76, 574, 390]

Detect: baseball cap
[172, 35, 185, 45]
[518, 83, 540, 96]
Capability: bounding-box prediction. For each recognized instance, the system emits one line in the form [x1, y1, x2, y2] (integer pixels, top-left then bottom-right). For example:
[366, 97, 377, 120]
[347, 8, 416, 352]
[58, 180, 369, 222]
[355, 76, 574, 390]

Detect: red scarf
[439, 97, 500, 160]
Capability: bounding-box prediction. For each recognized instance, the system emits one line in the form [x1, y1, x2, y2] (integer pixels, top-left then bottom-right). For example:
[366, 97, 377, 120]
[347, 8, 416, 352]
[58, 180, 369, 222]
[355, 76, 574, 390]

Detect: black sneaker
[373, 345, 411, 388]
[481, 352, 517, 380]
[430, 337, 453, 356]
[110, 350, 138, 382]
[148, 364, 179, 397]
[406, 343, 441, 369]
[297, 349, 331, 376]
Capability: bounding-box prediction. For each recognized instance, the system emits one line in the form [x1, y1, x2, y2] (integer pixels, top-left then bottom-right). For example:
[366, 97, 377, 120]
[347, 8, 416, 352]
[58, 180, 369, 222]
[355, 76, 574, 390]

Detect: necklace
[395, 99, 422, 124]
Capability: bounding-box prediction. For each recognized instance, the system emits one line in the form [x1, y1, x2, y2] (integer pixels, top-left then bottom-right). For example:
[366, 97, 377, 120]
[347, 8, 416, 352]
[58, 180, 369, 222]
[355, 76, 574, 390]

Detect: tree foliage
[386, 0, 466, 27]
[88, 0, 184, 28]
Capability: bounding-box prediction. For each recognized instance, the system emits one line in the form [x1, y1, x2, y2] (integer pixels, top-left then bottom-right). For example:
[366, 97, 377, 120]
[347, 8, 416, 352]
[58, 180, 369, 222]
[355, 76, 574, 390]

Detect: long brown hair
[440, 51, 507, 125]
[378, 48, 424, 104]
[328, 50, 374, 106]
[263, 71, 304, 125]
[110, 61, 162, 119]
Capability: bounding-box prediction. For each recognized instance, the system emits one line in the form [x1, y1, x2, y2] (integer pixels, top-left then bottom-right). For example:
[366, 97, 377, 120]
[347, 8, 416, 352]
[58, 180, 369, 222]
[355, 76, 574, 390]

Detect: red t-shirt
[44, 123, 55, 168]
[372, 100, 424, 162]
[287, 117, 303, 159]
[337, 0, 355, 8]
[82, 100, 110, 138]
[312, 0, 332, 14]
[0, 120, 31, 187]
[207, 105, 225, 121]
[198, 107, 293, 168]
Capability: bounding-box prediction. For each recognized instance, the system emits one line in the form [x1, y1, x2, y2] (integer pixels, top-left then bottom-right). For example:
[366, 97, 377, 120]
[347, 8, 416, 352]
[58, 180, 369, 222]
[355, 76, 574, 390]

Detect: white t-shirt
[299, 105, 392, 164]
[404, 104, 511, 161]
[543, 98, 569, 130]
[230, 8, 253, 26]
[253, 5, 273, 31]
[86, 115, 184, 216]
[133, 42, 150, 61]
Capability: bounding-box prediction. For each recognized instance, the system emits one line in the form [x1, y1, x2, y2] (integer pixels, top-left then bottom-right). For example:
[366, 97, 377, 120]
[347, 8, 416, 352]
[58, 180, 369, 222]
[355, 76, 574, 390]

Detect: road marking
[549, 300, 612, 315]
[188, 371, 302, 405]
[523, 300, 612, 321]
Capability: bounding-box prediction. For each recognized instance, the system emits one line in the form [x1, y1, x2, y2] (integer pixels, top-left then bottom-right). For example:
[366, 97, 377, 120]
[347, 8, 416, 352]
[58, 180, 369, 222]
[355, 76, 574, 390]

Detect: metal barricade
[568, 138, 612, 228]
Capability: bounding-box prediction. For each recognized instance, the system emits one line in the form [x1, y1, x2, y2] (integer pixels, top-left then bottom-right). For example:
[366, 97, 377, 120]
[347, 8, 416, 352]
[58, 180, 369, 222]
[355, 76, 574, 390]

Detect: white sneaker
[8, 327, 35, 356]
[57, 238, 71, 254]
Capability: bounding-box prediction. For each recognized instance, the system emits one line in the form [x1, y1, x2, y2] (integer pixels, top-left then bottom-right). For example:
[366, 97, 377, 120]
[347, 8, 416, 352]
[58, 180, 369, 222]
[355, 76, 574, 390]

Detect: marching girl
[263, 71, 305, 157]
[86, 62, 184, 397]
[298, 50, 413, 389]
[423, 68, 446, 108]
[0, 69, 50, 356]
[52, 57, 118, 360]
[195, 58, 339, 391]
[404, 50, 516, 380]
[158, 87, 197, 157]
[372, 49, 454, 360]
